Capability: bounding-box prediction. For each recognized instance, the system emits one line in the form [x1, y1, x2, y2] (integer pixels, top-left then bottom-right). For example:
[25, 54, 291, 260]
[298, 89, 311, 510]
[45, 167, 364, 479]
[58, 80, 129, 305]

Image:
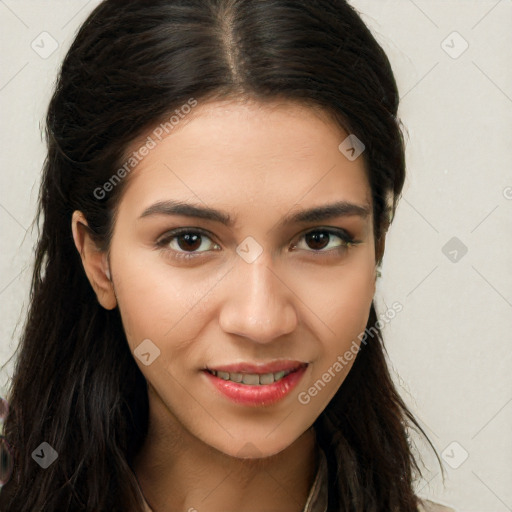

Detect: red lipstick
[202, 360, 308, 407]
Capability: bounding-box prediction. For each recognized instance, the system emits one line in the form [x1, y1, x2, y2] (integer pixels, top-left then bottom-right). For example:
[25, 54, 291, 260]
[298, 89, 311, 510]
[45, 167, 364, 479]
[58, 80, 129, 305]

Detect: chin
[204, 428, 309, 461]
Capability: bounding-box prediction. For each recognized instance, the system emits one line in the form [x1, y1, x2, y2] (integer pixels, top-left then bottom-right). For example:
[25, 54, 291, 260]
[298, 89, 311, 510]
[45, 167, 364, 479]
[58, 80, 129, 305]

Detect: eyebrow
[138, 199, 371, 228]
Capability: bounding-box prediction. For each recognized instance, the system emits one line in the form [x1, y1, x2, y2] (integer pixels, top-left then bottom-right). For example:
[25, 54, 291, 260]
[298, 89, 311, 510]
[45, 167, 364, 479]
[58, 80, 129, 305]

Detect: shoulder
[418, 498, 456, 512]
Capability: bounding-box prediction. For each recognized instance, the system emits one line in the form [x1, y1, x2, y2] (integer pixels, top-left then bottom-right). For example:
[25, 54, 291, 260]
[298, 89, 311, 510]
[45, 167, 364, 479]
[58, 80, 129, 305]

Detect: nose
[218, 254, 298, 344]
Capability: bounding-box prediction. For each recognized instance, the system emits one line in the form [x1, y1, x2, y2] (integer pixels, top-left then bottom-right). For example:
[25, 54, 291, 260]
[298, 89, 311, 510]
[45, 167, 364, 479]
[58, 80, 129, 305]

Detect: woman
[0, 1, 455, 511]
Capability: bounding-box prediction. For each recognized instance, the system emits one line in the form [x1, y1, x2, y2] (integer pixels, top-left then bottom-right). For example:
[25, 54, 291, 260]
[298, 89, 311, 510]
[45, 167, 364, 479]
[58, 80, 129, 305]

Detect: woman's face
[105, 99, 376, 457]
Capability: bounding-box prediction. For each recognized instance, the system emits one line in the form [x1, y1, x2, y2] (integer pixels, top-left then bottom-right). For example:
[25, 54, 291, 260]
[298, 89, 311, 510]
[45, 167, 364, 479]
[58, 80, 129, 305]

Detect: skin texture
[72, 99, 382, 512]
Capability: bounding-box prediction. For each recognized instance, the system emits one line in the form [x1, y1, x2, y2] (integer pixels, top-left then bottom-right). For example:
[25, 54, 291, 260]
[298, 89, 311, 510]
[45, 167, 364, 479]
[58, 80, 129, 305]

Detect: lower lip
[203, 366, 308, 407]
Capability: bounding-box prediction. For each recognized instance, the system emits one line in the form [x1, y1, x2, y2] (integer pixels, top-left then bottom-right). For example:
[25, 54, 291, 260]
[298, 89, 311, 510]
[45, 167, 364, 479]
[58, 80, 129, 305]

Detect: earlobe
[71, 210, 117, 310]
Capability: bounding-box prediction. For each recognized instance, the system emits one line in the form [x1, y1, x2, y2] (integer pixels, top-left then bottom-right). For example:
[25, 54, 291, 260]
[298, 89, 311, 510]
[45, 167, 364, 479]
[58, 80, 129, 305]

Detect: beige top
[137, 446, 455, 512]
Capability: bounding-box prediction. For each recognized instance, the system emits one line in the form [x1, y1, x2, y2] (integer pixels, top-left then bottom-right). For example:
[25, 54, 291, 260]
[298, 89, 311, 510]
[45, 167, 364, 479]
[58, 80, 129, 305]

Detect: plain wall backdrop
[0, 1, 511, 511]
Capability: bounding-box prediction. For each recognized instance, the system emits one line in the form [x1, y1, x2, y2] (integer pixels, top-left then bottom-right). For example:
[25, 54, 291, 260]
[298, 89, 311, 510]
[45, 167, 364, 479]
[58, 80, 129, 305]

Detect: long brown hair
[0, 1, 442, 510]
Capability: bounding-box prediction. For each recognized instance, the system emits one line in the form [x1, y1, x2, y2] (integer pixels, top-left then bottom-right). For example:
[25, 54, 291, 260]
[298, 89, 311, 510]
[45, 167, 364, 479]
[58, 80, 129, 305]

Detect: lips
[203, 361, 309, 406]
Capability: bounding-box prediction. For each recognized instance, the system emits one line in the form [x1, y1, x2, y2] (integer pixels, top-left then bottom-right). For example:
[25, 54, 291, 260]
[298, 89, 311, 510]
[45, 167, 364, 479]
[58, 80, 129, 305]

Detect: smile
[202, 362, 309, 406]
[206, 368, 297, 385]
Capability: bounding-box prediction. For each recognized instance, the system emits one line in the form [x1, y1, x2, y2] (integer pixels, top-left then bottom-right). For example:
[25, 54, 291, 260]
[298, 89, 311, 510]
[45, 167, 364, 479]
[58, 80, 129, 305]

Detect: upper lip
[205, 360, 308, 374]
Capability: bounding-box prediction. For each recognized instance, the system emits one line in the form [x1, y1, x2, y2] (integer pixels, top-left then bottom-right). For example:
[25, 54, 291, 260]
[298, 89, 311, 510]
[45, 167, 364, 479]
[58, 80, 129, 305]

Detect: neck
[133, 387, 319, 512]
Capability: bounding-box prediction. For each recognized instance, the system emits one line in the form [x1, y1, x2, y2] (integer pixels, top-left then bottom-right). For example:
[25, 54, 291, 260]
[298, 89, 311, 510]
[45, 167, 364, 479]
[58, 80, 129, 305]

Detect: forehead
[116, 99, 371, 222]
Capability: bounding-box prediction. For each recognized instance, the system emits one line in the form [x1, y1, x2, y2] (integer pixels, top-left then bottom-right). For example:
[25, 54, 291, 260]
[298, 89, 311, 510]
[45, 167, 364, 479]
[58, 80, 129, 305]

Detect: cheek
[110, 246, 218, 351]
[291, 255, 375, 340]
[334, 272, 375, 336]
[296, 291, 373, 416]
[293, 259, 374, 396]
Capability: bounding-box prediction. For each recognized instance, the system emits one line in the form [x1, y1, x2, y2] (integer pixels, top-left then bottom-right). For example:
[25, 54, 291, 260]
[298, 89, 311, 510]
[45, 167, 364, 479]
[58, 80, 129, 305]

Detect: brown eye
[292, 228, 358, 255]
[175, 233, 202, 252]
[304, 231, 332, 250]
[157, 228, 220, 261]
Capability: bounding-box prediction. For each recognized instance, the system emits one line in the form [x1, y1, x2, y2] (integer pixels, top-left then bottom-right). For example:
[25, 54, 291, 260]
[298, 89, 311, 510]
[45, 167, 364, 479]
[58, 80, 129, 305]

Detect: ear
[71, 210, 117, 310]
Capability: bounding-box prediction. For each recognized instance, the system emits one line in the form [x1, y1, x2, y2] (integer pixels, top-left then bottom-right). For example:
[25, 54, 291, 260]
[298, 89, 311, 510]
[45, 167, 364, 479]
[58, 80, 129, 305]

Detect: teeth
[229, 372, 243, 383]
[273, 371, 285, 381]
[242, 373, 260, 385]
[259, 373, 274, 385]
[209, 368, 296, 385]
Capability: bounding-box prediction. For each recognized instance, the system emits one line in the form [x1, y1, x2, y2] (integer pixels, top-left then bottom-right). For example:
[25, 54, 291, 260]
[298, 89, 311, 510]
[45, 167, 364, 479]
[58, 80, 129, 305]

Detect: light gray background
[1, 1, 511, 511]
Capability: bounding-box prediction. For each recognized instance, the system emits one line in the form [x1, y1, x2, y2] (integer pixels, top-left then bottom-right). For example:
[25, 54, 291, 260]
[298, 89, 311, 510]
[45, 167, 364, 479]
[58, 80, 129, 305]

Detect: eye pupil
[177, 233, 201, 251]
[305, 231, 330, 250]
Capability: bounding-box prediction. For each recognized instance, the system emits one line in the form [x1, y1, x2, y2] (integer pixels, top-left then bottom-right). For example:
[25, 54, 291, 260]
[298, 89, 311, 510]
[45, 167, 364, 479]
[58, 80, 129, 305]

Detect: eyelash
[156, 227, 361, 262]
